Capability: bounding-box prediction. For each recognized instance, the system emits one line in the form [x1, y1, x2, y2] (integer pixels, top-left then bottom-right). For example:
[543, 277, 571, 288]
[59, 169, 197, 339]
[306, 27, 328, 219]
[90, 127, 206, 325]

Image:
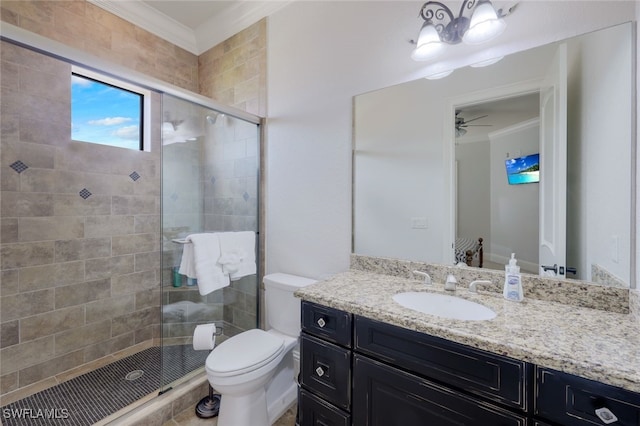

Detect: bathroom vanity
[296, 268, 640, 425]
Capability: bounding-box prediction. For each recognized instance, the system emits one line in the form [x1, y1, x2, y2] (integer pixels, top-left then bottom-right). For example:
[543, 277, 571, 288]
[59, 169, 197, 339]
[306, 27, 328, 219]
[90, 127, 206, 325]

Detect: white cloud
[88, 117, 133, 126]
[112, 125, 140, 140]
[71, 75, 93, 87]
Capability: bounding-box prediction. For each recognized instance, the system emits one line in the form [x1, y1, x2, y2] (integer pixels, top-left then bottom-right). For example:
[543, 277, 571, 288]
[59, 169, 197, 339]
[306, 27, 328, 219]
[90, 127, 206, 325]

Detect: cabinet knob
[315, 366, 325, 377]
[317, 317, 326, 328]
[594, 407, 618, 424]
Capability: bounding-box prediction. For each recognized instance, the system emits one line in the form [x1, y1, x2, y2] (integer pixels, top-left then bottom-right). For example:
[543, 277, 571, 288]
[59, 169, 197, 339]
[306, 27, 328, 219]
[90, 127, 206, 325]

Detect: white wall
[266, 1, 638, 281]
[456, 141, 491, 253]
[489, 120, 540, 268]
[566, 23, 633, 284]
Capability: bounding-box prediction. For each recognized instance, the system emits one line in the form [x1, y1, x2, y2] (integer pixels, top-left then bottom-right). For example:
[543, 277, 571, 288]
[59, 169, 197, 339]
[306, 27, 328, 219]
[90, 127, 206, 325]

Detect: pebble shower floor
[1, 346, 208, 425]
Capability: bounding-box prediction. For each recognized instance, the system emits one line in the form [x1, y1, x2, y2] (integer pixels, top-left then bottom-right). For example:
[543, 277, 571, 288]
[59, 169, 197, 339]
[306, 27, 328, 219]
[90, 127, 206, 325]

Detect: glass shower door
[160, 94, 260, 391]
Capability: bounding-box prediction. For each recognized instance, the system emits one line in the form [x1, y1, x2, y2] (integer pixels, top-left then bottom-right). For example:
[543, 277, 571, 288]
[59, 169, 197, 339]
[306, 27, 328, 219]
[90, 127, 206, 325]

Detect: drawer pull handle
[317, 318, 326, 328]
[595, 408, 618, 424]
[315, 366, 325, 377]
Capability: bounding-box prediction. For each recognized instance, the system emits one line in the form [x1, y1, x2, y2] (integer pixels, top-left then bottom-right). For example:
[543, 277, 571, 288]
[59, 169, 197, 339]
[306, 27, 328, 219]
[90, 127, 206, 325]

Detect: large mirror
[353, 22, 635, 288]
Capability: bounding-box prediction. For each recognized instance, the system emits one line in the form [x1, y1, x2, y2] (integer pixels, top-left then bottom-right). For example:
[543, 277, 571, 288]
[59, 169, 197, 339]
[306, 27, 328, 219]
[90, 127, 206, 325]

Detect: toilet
[205, 273, 317, 426]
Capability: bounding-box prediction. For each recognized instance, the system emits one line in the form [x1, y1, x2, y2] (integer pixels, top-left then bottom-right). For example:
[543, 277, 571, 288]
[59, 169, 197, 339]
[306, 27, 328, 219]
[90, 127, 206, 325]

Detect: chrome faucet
[444, 274, 457, 291]
[412, 270, 432, 285]
[468, 280, 492, 293]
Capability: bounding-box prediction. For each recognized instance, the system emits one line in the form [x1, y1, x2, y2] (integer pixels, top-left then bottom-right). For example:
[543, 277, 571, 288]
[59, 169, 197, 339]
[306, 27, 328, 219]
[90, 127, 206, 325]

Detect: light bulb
[462, 1, 506, 45]
[411, 21, 443, 61]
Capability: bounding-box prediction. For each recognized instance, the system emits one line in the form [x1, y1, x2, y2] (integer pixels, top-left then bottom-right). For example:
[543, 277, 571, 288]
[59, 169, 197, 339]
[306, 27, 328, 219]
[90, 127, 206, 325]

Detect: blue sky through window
[71, 74, 142, 150]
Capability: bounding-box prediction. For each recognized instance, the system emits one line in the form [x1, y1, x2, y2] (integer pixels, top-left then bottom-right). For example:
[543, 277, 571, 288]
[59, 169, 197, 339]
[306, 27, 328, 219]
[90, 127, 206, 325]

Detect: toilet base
[217, 387, 269, 426]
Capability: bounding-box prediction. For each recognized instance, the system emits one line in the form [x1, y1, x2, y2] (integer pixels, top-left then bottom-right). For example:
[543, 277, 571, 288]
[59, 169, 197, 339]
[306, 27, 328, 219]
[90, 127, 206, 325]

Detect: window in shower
[71, 66, 150, 150]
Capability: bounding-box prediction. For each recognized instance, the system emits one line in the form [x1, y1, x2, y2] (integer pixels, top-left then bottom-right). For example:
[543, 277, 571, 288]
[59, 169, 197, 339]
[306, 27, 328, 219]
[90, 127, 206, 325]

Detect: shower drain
[125, 370, 144, 381]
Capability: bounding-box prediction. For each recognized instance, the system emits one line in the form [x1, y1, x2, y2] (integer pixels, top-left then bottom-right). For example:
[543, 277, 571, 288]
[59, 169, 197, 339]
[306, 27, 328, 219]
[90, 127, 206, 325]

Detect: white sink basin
[392, 292, 496, 321]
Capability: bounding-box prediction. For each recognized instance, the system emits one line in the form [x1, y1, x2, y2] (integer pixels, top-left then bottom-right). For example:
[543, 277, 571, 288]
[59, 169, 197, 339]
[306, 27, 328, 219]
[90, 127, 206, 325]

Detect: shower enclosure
[160, 94, 261, 391]
[0, 29, 261, 424]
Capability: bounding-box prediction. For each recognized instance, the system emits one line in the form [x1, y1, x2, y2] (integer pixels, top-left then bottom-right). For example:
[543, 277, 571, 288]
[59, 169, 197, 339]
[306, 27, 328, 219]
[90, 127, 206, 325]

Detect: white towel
[179, 233, 229, 295]
[218, 231, 256, 281]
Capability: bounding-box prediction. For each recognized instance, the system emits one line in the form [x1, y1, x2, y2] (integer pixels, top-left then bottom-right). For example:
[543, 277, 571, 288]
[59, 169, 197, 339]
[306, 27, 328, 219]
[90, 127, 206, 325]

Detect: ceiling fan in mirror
[455, 111, 492, 137]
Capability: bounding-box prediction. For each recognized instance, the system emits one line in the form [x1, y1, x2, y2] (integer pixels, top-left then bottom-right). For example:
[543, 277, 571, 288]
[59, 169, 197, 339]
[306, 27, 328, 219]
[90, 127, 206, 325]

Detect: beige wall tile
[0, 289, 54, 322]
[111, 307, 155, 337]
[0, 269, 20, 296]
[18, 217, 84, 242]
[85, 215, 135, 238]
[20, 306, 84, 342]
[112, 195, 157, 215]
[53, 194, 111, 216]
[54, 319, 111, 356]
[54, 237, 111, 262]
[0, 320, 19, 348]
[83, 332, 134, 363]
[54, 278, 111, 309]
[112, 233, 155, 256]
[19, 261, 85, 292]
[110, 255, 136, 276]
[18, 350, 84, 388]
[1, 241, 55, 269]
[85, 295, 135, 323]
[0, 336, 54, 375]
[0, 372, 18, 396]
[1, 192, 54, 217]
[111, 270, 157, 296]
[1, 218, 18, 244]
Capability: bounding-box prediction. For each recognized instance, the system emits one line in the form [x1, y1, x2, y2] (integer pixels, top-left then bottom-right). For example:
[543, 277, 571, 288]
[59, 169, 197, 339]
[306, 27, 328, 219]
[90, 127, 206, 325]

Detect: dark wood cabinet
[298, 301, 640, 426]
[300, 334, 351, 410]
[535, 367, 640, 426]
[352, 354, 527, 426]
[355, 316, 532, 411]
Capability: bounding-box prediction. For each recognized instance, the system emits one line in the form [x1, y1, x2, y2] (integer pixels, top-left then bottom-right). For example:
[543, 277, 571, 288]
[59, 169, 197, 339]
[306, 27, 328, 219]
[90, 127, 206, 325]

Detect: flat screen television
[505, 153, 540, 185]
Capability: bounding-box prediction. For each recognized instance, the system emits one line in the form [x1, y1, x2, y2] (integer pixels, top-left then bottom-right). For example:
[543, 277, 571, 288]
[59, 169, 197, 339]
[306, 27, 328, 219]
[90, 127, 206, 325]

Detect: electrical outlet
[411, 217, 428, 229]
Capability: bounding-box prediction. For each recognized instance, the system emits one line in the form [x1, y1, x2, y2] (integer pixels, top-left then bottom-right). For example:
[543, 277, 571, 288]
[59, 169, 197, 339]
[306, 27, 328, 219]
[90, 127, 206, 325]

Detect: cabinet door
[299, 389, 351, 426]
[353, 355, 527, 426]
[535, 367, 640, 426]
[355, 316, 530, 411]
[302, 301, 352, 347]
[301, 334, 351, 410]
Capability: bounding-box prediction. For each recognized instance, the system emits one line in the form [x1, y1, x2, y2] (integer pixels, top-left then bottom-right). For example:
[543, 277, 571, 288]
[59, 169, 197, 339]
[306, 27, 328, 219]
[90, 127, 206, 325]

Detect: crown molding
[89, 0, 292, 55]
[194, 1, 290, 54]
[88, 0, 198, 54]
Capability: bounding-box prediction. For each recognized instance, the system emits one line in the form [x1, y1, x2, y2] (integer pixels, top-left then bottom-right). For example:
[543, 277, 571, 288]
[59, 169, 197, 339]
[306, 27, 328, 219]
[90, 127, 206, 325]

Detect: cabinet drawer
[353, 354, 527, 426]
[302, 301, 352, 347]
[300, 334, 351, 410]
[299, 389, 351, 426]
[354, 316, 531, 411]
[535, 367, 640, 426]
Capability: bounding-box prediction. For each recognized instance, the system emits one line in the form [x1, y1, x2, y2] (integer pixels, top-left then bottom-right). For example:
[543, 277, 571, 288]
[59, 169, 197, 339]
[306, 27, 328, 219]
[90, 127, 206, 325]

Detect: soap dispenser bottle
[503, 253, 524, 302]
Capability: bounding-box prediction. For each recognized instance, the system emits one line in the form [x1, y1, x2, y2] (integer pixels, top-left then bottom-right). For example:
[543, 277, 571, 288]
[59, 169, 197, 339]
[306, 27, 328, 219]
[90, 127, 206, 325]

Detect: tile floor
[163, 405, 297, 426]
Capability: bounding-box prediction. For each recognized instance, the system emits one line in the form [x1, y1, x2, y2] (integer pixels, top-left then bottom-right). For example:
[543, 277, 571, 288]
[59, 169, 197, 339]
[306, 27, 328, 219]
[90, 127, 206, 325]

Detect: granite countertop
[295, 269, 640, 394]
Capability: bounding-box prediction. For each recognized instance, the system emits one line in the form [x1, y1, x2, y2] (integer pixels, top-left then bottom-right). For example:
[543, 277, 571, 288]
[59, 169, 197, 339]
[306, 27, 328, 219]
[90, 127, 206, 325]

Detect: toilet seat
[206, 329, 284, 377]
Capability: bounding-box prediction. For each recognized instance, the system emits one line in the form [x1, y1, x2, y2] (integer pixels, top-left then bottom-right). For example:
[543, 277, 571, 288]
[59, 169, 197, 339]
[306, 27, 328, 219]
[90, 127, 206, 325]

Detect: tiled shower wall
[0, 0, 267, 402]
[0, 0, 199, 93]
[199, 19, 267, 117]
[0, 41, 162, 399]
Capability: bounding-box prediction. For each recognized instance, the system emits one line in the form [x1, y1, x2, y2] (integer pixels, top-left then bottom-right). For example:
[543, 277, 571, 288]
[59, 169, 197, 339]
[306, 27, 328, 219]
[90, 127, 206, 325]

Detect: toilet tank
[264, 273, 317, 337]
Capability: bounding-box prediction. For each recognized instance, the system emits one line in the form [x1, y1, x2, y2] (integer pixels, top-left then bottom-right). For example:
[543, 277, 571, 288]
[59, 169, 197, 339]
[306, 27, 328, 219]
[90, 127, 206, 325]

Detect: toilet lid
[207, 329, 284, 377]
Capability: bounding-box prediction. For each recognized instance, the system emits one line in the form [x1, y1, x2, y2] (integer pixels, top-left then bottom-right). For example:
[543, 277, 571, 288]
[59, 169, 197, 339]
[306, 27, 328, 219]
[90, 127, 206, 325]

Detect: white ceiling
[89, 0, 289, 55]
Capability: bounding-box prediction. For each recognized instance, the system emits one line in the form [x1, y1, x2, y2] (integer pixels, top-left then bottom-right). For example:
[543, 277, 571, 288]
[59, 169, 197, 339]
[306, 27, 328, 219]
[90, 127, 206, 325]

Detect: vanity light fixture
[411, 0, 515, 61]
